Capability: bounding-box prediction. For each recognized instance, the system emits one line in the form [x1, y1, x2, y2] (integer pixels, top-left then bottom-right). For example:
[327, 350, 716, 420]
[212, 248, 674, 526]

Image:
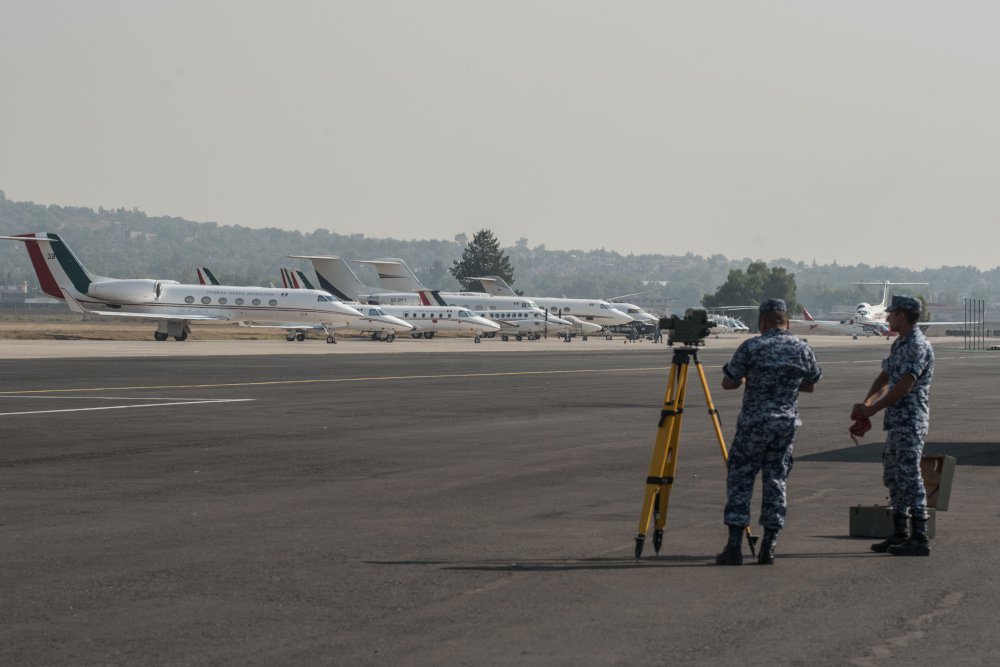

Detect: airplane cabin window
[185, 296, 195, 304]
[252, 299, 261, 306]
[201, 296, 212, 304]
[269, 299, 278, 306]
[235, 298, 244, 305]
[218, 297, 227, 305]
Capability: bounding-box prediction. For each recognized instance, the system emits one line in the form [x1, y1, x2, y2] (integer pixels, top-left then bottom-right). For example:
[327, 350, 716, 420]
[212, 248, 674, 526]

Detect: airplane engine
[88, 279, 173, 303]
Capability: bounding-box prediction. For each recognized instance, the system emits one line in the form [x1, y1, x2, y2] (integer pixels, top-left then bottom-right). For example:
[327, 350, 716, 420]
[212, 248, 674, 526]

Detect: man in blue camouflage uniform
[716, 299, 822, 565]
[852, 295, 934, 557]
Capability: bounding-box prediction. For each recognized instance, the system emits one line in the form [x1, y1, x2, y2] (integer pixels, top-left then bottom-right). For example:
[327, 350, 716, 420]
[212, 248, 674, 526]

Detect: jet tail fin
[197, 268, 221, 285]
[355, 258, 427, 292]
[418, 289, 448, 307]
[801, 307, 814, 321]
[1, 233, 108, 300]
[281, 268, 316, 290]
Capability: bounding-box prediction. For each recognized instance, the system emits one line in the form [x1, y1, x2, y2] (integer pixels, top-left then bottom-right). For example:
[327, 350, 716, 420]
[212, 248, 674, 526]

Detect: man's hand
[852, 403, 876, 419]
[722, 376, 743, 390]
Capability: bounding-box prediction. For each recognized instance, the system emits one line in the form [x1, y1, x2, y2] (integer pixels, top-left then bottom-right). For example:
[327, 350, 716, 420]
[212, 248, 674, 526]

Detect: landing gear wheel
[527, 333, 535, 341]
[296, 332, 306, 342]
[174, 331, 188, 341]
[326, 336, 336, 344]
[501, 335, 509, 342]
[386, 333, 395, 343]
[516, 334, 523, 341]
[422, 331, 435, 339]
[411, 332, 422, 339]
[474, 336, 481, 343]
[486, 332, 496, 338]
[154, 332, 168, 341]
[286, 333, 296, 342]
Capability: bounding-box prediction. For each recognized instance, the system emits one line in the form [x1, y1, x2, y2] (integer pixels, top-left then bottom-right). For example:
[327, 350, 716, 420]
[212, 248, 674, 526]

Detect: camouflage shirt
[882, 327, 934, 435]
[723, 329, 822, 426]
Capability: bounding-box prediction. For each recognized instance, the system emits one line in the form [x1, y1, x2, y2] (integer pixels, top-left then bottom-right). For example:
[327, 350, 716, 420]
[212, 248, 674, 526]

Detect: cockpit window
[458, 310, 470, 318]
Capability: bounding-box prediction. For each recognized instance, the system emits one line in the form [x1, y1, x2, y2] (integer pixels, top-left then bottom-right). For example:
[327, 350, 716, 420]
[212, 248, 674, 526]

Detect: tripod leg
[693, 357, 758, 558]
[635, 357, 690, 559]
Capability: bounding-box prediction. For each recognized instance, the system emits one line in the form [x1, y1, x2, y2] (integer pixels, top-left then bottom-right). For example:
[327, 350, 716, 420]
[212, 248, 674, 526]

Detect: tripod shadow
[798, 441, 1000, 466]
[367, 555, 718, 571]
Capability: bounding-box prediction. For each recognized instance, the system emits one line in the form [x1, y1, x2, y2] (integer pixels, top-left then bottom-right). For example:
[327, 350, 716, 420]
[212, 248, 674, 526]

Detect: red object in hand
[849, 415, 872, 445]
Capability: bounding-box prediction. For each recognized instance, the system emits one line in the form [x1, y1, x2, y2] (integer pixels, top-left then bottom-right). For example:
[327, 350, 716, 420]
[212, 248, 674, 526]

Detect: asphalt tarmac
[1, 336, 998, 665]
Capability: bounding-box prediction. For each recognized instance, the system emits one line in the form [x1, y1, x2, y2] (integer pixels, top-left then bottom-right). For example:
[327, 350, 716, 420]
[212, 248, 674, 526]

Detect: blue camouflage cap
[886, 295, 921, 315]
[759, 298, 787, 314]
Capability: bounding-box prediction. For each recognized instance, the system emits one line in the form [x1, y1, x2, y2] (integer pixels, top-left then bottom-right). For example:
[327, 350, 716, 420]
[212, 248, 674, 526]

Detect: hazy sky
[2, 1, 999, 269]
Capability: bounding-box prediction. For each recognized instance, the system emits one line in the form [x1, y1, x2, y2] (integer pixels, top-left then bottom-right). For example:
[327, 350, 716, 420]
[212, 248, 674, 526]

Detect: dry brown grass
[0, 312, 296, 341]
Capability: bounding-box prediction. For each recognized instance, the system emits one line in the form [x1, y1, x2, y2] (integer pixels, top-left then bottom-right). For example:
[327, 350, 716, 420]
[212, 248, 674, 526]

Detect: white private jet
[795, 281, 969, 338]
[465, 275, 634, 331]
[312, 257, 573, 341]
[278, 266, 501, 342]
[354, 258, 577, 340]
[2, 233, 364, 343]
[196, 266, 412, 342]
[794, 307, 893, 339]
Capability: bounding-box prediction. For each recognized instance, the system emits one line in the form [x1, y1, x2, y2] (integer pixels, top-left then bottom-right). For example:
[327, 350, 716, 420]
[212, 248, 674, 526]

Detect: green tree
[450, 229, 515, 286]
[703, 260, 799, 319]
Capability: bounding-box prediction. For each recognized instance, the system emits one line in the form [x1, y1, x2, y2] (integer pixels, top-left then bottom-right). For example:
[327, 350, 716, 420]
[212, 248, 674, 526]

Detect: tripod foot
[634, 536, 645, 560]
[652, 529, 663, 554]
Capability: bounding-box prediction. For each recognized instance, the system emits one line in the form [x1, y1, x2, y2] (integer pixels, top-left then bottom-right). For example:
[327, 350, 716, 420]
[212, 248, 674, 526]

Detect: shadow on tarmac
[367, 556, 711, 571]
[798, 441, 1000, 466]
[366, 552, 876, 570]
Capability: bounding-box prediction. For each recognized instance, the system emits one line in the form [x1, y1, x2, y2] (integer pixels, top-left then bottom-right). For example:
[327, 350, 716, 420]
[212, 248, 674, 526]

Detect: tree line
[1, 192, 997, 317]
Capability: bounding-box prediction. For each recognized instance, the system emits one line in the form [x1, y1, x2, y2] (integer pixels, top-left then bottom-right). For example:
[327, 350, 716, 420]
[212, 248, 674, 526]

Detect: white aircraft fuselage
[2, 233, 364, 341]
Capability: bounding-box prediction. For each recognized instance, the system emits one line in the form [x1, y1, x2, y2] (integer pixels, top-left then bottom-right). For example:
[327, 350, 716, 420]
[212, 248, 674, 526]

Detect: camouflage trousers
[724, 420, 796, 530]
[882, 430, 929, 520]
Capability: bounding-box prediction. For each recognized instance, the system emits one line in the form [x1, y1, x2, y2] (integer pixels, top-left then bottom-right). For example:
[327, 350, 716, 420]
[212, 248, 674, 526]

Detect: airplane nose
[383, 315, 414, 330]
[340, 303, 364, 318]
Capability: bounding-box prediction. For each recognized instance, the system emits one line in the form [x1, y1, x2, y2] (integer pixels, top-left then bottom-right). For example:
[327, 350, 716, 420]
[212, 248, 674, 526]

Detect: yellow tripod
[634, 346, 758, 559]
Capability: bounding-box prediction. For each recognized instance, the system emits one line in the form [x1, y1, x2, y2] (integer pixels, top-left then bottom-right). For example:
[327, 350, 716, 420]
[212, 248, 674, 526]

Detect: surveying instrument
[634, 309, 758, 559]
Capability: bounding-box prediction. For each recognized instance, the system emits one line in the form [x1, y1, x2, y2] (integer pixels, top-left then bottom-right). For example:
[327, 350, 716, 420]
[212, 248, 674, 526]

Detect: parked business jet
[793, 307, 893, 339]
[798, 281, 968, 337]
[301, 256, 571, 341]
[1, 233, 364, 342]
[467, 275, 634, 329]
[280, 265, 500, 342]
[850, 281, 928, 324]
[196, 266, 413, 342]
[355, 258, 575, 340]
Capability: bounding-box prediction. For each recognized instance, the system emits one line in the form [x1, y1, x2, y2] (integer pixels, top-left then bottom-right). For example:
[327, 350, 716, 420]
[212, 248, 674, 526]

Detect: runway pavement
[1, 337, 999, 665]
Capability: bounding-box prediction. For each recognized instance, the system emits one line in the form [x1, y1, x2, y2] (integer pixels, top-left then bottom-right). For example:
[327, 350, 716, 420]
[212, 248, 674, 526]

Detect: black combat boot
[888, 516, 931, 557]
[715, 524, 744, 565]
[871, 512, 909, 553]
[757, 529, 778, 565]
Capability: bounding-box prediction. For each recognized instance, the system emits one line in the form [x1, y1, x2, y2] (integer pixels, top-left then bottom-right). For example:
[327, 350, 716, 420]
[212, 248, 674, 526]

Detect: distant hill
[1, 191, 996, 315]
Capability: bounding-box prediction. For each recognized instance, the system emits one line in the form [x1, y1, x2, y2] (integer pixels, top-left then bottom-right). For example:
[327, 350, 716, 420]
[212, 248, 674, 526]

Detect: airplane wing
[62, 291, 229, 321]
[919, 320, 976, 327]
[84, 311, 229, 321]
[240, 322, 326, 330]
